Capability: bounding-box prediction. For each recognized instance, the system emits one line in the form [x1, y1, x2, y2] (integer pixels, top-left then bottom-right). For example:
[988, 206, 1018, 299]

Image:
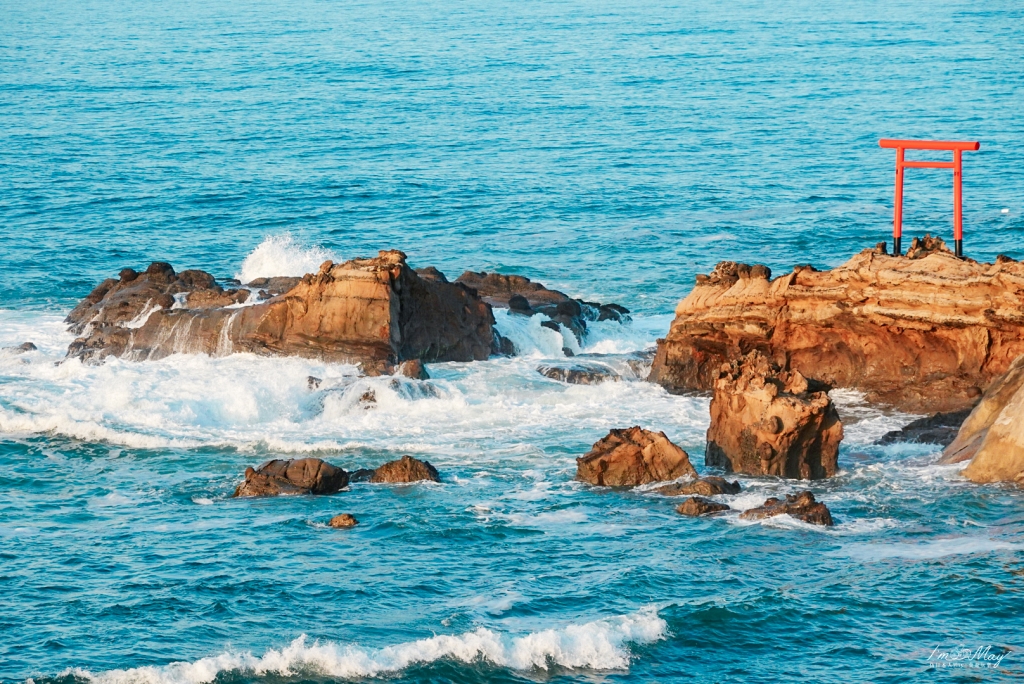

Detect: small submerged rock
[656, 476, 741, 497]
[3, 341, 38, 353]
[395, 359, 429, 380]
[576, 426, 697, 487]
[328, 513, 359, 528]
[371, 455, 440, 483]
[233, 458, 349, 498]
[739, 491, 834, 526]
[537, 362, 620, 385]
[676, 496, 730, 517]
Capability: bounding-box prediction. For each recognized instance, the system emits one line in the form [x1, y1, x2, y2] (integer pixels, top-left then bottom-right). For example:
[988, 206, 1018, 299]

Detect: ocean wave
[63, 608, 667, 683]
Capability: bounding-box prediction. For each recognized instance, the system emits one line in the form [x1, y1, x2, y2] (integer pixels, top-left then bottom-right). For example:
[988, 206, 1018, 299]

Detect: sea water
[1, 0, 1023, 682]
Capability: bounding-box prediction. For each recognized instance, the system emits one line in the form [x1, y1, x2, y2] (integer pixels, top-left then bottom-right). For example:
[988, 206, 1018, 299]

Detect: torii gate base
[879, 139, 980, 258]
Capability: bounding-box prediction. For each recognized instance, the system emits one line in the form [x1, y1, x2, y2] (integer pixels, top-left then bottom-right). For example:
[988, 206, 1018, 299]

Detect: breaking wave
[235, 235, 334, 283]
[63, 608, 667, 683]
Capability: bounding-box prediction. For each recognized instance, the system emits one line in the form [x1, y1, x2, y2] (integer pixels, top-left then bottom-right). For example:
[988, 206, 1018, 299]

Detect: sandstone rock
[536, 362, 620, 385]
[649, 242, 1024, 413]
[739, 491, 834, 526]
[328, 513, 359, 528]
[65, 251, 496, 372]
[233, 458, 349, 497]
[576, 427, 697, 487]
[676, 496, 730, 517]
[370, 455, 440, 483]
[656, 476, 741, 497]
[876, 409, 972, 447]
[940, 355, 1024, 483]
[705, 351, 842, 480]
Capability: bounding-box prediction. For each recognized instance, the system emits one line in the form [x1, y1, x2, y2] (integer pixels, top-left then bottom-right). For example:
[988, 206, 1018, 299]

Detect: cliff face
[649, 241, 1024, 413]
[66, 251, 495, 373]
[941, 355, 1024, 484]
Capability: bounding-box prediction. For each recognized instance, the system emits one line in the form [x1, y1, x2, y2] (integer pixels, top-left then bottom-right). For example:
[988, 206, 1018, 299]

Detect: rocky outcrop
[739, 491, 834, 526]
[233, 458, 349, 497]
[649, 242, 1024, 413]
[537, 362, 620, 385]
[65, 252, 495, 373]
[876, 409, 972, 447]
[676, 496, 730, 517]
[940, 355, 1024, 484]
[705, 351, 842, 480]
[328, 513, 359, 528]
[656, 476, 741, 497]
[370, 455, 440, 483]
[455, 271, 629, 343]
[576, 427, 697, 487]
[2, 342, 37, 353]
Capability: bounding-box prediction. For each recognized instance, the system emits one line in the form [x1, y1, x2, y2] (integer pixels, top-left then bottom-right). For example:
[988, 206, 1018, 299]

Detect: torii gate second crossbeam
[879, 138, 980, 258]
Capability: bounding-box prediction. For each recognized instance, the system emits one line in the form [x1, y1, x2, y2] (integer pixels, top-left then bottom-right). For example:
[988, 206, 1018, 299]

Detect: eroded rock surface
[656, 476, 741, 497]
[233, 458, 349, 497]
[371, 455, 441, 483]
[739, 491, 834, 526]
[676, 496, 730, 517]
[576, 426, 697, 487]
[705, 351, 842, 480]
[941, 355, 1024, 484]
[66, 252, 495, 373]
[537, 362, 620, 385]
[649, 242, 1024, 413]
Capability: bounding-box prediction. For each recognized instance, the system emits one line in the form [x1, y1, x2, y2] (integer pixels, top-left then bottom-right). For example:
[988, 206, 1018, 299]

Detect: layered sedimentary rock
[739, 491, 834, 526]
[705, 351, 842, 480]
[941, 355, 1024, 484]
[649, 240, 1024, 413]
[65, 251, 495, 373]
[456, 271, 629, 343]
[575, 426, 697, 486]
[233, 458, 349, 497]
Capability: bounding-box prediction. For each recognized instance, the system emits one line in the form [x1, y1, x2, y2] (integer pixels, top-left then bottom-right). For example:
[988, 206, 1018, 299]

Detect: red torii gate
[879, 138, 980, 258]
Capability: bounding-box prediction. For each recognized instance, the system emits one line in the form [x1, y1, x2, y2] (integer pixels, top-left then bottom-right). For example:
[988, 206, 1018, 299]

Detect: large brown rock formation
[65, 251, 495, 373]
[649, 241, 1024, 413]
[705, 351, 842, 480]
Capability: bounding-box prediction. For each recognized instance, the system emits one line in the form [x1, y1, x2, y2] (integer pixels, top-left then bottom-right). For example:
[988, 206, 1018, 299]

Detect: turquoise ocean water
[2, 0, 1023, 681]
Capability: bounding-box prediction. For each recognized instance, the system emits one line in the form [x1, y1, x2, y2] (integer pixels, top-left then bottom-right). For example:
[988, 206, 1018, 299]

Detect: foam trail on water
[65, 608, 667, 683]
[236, 235, 334, 283]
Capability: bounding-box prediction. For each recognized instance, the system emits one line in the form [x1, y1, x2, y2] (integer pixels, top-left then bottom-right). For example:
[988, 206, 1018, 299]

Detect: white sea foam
[236, 235, 334, 283]
[835, 537, 1024, 561]
[66, 608, 667, 683]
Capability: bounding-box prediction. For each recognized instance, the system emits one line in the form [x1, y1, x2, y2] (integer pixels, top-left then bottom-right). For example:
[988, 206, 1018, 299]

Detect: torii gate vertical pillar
[879, 139, 979, 258]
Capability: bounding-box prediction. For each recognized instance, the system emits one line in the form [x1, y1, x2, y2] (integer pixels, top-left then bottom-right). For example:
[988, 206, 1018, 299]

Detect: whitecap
[66, 608, 667, 683]
[834, 537, 1024, 561]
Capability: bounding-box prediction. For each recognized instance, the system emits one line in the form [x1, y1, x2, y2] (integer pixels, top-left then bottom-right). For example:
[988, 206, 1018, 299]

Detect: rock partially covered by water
[876, 409, 972, 447]
[537, 362, 620, 385]
[648, 243, 1024, 413]
[656, 476, 741, 497]
[705, 351, 842, 480]
[328, 513, 359, 528]
[2, 342, 37, 353]
[371, 455, 440, 483]
[739, 491, 834, 526]
[233, 458, 349, 497]
[576, 426, 697, 487]
[455, 271, 629, 343]
[676, 496, 731, 517]
[941, 355, 1024, 484]
[66, 251, 496, 373]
